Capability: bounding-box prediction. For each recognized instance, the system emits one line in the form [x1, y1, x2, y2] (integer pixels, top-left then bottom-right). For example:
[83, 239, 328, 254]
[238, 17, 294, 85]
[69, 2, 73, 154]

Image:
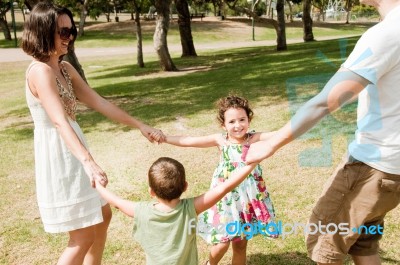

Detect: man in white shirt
[245, 0, 400, 264]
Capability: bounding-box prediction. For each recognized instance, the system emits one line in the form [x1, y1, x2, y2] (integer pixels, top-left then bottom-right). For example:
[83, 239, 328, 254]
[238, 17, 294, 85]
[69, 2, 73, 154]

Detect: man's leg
[352, 254, 381, 265]
[307, 156, 400, 264]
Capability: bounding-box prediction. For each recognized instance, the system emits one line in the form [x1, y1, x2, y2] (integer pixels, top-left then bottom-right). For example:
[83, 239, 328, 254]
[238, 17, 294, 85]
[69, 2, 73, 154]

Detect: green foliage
[2, 35, 400, 264]
[0, 0, 11, 16]
[254, 1, 267, 16]
[2, 17, 399, 265]
[352, 4, 379, 17]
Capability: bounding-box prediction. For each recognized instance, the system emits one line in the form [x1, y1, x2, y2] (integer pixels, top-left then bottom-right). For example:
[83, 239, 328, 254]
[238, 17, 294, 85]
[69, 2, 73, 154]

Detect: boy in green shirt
[95, 157, 255, 265]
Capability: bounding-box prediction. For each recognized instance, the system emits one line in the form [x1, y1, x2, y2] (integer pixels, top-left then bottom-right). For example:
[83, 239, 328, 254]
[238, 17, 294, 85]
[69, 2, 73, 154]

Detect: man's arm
[246, 68, 369, 163]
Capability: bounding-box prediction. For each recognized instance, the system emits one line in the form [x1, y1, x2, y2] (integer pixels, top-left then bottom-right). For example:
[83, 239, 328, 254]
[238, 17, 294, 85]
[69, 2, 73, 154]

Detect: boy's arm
[164, 133, 221, 148]
[193, 164, 256, 215]
[95, 181, 135, 217]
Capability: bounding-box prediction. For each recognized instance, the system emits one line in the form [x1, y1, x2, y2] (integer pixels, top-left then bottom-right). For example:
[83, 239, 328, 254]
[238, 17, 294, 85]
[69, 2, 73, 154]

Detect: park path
[0, 35, 359, 63]
[0, 40, 278, 63]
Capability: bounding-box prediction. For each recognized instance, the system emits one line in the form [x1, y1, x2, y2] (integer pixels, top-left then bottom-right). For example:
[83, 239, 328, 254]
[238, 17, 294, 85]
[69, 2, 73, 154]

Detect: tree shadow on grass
[247, 251, 315, 265]
[78, 37, 359, 135]
[5, 37, 360, 141]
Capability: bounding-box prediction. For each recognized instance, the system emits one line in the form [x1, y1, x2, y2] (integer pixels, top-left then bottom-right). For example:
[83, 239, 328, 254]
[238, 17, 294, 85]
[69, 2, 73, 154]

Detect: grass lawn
[0, 15, 399, 265]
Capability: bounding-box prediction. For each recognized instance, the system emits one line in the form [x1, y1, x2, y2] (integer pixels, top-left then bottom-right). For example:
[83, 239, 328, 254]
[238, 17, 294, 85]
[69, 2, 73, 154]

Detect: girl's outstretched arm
[95, 181, 135, 218]
[164, 133, 223, 148]
[248, 131, 277, 143]
[193, 163, 256, 215]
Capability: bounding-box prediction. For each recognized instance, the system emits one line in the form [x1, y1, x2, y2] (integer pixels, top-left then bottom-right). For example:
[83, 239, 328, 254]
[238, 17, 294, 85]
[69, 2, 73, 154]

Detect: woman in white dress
[21, 2, 164, 264]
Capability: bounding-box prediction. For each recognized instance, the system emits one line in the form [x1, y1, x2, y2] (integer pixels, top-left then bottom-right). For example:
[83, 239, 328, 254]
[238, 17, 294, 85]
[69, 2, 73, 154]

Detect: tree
[77, 0, 89, 37]
[154, 0, 178, 71]
[313, 0, 329, 21]
[225, 0, 287, 51]
[175, 0, 197, 57]
[276, 0, 287, 50]
[0, 0, 11, 40]
[344, 0, 354, 24]
[132, 0, 145, 67]
[302, 0, 314, 41]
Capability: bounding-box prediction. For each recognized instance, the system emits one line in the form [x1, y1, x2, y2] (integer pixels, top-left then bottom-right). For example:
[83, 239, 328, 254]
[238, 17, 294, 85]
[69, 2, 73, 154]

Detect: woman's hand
[139, 124, 166, 143]
[82, 157, 108, 188]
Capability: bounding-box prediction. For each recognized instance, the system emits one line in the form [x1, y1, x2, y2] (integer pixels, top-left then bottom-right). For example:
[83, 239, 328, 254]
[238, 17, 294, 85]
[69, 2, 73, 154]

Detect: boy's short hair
[148, 157, 186, 201]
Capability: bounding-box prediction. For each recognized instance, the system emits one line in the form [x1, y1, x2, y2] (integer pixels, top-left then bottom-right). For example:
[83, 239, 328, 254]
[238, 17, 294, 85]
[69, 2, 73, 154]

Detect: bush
[352, 4, 379, 17]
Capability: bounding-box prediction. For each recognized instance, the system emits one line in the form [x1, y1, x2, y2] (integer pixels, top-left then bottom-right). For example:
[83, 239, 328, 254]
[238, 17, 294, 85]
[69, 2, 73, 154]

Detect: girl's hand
[139, 124, 166, 143]
[149, 129, 166, 143]
[82, 158, 108, 188]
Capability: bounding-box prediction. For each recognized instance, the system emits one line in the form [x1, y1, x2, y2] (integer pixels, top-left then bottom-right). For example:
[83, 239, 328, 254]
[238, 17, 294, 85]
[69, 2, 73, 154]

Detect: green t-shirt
[133, 198, 198, 265]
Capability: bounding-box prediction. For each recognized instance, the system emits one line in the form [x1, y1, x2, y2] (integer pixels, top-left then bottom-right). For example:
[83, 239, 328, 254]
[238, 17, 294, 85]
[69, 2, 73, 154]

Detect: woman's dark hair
[21, 1, 77, 62]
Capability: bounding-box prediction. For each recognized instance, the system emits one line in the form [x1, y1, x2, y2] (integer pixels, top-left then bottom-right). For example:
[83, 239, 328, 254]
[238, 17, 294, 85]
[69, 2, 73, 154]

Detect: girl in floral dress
[162, 95, 277, 265]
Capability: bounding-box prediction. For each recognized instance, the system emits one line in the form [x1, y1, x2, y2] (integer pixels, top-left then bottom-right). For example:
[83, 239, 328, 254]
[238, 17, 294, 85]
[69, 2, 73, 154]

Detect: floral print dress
[197, 132, 277, 244]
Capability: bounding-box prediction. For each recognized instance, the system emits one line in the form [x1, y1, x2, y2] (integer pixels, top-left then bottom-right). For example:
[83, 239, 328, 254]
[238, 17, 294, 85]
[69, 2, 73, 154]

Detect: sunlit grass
[0, 18, 398, 264]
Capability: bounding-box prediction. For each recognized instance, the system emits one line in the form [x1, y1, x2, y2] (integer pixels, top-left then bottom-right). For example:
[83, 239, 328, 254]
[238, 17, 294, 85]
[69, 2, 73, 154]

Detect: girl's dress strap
[245, 130, 256, 145]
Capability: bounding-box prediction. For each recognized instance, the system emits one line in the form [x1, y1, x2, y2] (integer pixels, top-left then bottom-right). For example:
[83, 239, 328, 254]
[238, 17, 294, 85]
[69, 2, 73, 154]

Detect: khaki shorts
[306, 156, 400, 263]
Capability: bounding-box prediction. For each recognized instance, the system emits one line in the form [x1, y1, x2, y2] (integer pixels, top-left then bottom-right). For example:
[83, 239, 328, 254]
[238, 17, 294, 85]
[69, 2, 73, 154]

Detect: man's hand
[244, 140, 276, 164]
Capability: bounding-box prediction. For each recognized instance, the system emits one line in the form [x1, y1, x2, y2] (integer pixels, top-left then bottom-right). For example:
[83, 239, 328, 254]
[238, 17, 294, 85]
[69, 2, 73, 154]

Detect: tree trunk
[276, 0, 287, 51]
[23, 0, 38, 10]
[135, 10, 144, 67]
[132, 0, 144, 67]
[224, 2, 283, 51]
[175, 0, 197, 57]
[0, 2, 11, 40]
[78, 0, 89, 37]
[267, 0, 273, 18]
[63, 44, 87, 83]
[0, 18, 11, 40]
[345, 0, 352, 24]
[154, 0, 177, 71]
[212, 2, 217, 16]
[286, 0, 293, 22]
[302, 0, 314, 42]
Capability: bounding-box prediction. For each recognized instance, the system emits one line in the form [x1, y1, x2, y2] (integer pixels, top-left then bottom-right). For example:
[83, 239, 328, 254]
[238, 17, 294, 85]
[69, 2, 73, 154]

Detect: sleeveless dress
[26, 61, 105, 233]
[197, 133, 277, 244]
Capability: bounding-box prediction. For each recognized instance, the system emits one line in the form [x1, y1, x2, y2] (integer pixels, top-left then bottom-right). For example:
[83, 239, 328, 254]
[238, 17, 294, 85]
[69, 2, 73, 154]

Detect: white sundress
[26, 61, 105, 233]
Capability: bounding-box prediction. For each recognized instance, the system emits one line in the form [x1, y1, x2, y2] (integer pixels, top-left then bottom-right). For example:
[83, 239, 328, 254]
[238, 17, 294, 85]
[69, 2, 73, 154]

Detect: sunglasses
[57, 27, 77, 41]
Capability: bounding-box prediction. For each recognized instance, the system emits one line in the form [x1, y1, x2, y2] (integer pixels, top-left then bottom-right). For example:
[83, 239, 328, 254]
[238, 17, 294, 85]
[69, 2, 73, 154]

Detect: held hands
[139, 124, 166, 144]
[82, 157, 108, 188]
